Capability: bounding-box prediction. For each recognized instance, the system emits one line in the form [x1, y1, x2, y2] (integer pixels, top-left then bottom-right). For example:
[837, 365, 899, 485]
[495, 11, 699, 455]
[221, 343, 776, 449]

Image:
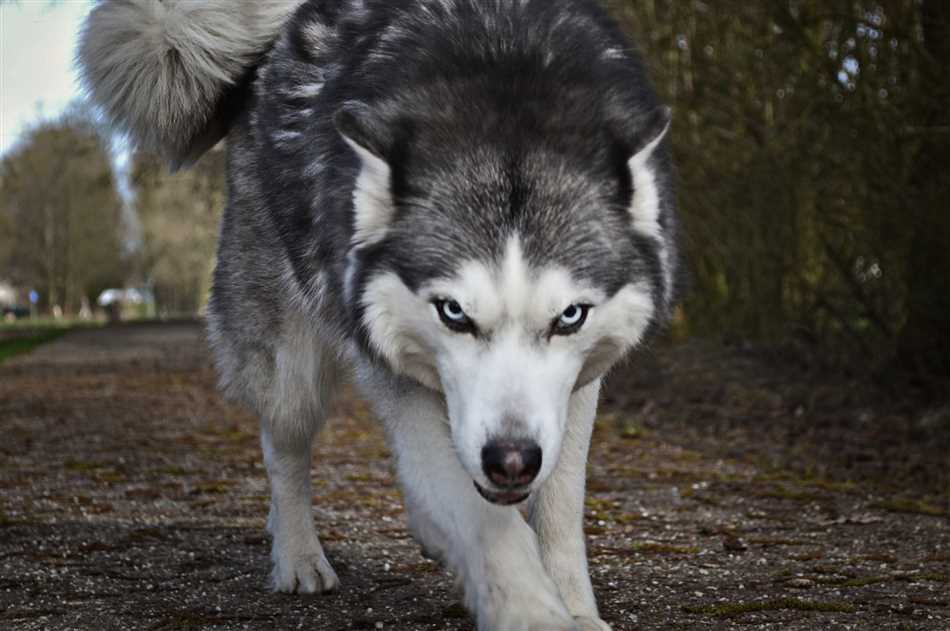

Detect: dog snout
[481, 439, 542, 488]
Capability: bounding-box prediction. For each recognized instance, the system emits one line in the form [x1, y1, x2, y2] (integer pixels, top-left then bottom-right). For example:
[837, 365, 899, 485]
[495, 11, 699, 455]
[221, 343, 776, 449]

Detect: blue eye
[441, 300, 466, 322]
[434, 299, 476, 333]
[553, 304, 590, 334]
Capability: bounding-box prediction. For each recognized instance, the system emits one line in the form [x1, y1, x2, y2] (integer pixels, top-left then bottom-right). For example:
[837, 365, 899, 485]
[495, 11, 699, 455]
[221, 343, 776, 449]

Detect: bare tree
[0, 112, 126, 314]
[130, 148, 227, 316]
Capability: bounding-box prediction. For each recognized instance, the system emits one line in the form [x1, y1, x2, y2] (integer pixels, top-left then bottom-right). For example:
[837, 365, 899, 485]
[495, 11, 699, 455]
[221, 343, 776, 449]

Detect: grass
[0, 328, 69, 363]
[0, 317, 103, 333]
[0, 319, 108, 364]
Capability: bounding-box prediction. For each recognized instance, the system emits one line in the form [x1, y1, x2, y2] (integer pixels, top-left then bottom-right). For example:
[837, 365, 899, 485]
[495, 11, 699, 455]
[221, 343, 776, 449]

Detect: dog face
[337, 99, 674, 503]
[359, 239, 656, 502]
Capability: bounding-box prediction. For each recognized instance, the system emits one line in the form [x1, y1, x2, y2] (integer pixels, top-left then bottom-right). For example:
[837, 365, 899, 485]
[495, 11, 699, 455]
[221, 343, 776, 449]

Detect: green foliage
[0, 328, 67, 363]
[608, 0, 950, 377]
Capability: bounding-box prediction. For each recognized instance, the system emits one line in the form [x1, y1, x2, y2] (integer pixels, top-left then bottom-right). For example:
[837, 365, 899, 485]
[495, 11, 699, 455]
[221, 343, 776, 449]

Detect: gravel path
[1, 322, 947, 630]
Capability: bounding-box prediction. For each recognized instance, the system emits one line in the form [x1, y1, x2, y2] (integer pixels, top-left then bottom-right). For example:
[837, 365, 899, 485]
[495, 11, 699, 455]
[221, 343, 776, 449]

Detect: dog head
[337, 96, 675, 504]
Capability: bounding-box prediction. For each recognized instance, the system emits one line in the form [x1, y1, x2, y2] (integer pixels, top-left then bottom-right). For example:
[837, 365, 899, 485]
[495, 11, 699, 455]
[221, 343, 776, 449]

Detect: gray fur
[81, 0, 679, 625]
[77, 0, 304, 166]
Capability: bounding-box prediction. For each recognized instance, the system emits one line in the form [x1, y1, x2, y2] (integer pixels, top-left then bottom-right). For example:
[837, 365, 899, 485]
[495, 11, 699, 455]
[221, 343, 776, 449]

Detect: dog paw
[271, 545, 339, 594]
[484, 613, 576, 631]
[574, 616, 612, 631]
[481, 601, 576, 631]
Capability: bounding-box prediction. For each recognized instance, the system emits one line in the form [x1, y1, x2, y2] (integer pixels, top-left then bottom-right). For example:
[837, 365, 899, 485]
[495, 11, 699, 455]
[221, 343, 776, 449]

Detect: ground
[1, 322, 947, 630]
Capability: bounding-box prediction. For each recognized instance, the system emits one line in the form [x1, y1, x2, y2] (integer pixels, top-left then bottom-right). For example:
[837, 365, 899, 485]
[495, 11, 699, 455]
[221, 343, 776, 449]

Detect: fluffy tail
[78, 0, 304, 167]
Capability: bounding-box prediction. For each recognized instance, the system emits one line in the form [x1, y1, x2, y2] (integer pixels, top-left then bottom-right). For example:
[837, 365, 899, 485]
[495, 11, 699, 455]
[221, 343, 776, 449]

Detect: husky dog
[80, 1, 677, 628]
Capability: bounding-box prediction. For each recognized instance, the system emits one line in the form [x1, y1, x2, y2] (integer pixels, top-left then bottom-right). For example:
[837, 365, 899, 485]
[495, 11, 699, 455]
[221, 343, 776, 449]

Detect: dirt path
[1, 323, 947, 630]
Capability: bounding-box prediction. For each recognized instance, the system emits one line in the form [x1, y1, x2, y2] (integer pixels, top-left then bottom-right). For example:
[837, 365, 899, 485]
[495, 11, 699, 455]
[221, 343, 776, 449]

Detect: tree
[607, 0, 949, 379]
[0, 112, 126, 314]
[898, 0, 950, 378]
[130, 148, 226, 315]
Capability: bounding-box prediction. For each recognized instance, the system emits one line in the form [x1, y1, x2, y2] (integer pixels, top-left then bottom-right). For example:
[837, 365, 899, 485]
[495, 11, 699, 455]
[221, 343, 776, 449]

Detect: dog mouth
[473, 481, 531, 506]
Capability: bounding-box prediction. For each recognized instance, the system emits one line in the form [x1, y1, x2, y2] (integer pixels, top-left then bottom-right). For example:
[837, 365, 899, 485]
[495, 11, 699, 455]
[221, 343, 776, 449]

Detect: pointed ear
[334, 102, 396, 248]
[625, 106, 676, 310]
[624, 106, 672, 241]
[628, 105, 671, 162]
[334, 101, 394, 162]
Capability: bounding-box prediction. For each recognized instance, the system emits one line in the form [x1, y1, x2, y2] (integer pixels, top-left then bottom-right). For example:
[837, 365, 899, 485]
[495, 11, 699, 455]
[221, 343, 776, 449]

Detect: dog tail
[78, 0, 304, 168]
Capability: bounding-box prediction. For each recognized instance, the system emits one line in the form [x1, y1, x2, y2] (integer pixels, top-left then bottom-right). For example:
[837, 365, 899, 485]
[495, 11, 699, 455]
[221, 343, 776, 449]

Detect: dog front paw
[483, 610, 576, 631]
[479, 593, 576, 631]
[574, 616, 612, 631]
[271, 539, 339, 594]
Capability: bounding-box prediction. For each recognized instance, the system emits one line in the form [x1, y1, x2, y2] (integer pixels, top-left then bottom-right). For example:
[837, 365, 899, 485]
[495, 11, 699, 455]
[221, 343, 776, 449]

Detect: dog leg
[262, 424, 339, 594]
[368, 375, 576, 631]
[261, 326, 340, 594]
[529, 380, 611, 631]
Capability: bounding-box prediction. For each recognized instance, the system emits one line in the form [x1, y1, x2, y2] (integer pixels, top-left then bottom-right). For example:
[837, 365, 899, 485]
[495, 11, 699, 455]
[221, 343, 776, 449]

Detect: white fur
[262, 429, 339, 594]
[529, 381, 606, 625]
[77, 0, 305, 164]
[259, 283, 621, 624]
[356, 366, 580, 631]
[360, 236, 654, 495]
[292, 82, 327, 98]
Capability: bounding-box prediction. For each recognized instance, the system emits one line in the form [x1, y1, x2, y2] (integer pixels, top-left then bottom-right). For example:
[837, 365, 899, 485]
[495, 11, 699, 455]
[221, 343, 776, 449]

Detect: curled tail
[78, 0, 304, 167]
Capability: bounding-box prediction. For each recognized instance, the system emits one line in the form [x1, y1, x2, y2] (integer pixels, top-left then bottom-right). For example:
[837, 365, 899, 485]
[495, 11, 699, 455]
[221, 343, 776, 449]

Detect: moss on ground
[632, 541, 701, 555]
[684, 597, 857, 618]
[871, 498, 948, 518]
[839, 576, 890, 587]
[754, 484, 823, 502]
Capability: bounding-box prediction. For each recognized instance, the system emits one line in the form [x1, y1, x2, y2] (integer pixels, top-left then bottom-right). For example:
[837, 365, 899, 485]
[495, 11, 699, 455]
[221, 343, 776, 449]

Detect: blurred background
[1, 0, 948, 388]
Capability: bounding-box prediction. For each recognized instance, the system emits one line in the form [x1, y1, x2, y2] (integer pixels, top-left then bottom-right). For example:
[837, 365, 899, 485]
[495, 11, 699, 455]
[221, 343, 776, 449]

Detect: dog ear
[623, 106, 672, 241]
[627, 106, 671, 162]
[334, 103, 397, 248]
[334, 101, 394, 162]
[625, 106, 677, 312]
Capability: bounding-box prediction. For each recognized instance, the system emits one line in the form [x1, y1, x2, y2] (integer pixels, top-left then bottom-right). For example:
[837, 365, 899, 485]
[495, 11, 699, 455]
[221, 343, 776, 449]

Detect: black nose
[481, 440, 542, 488]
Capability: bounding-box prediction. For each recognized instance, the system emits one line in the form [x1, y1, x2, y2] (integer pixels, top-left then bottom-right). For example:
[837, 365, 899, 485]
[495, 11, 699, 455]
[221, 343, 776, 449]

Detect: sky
[0, 0, 94, 156]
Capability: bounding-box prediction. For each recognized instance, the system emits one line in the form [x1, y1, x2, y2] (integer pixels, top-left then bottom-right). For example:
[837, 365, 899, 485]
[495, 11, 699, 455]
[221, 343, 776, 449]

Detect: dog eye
[552, 304, 590, 335]
[434, 299, 476, 333]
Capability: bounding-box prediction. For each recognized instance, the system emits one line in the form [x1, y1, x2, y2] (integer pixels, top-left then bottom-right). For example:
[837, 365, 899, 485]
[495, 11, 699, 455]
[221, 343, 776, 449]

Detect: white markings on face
[359, 236, 655, 491]
[361, 271, 442, 391]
